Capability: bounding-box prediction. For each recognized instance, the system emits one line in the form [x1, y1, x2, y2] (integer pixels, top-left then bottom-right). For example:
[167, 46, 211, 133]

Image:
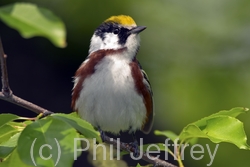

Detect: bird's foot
[130, 140, 139, 157]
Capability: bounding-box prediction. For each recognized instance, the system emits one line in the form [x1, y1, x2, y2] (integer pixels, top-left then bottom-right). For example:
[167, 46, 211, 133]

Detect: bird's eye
[113, 28, 120, 34]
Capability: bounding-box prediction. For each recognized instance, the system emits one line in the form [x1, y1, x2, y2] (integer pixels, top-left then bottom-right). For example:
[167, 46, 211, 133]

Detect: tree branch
[103, 135, 178, 167]
[0, 38, 52, 115]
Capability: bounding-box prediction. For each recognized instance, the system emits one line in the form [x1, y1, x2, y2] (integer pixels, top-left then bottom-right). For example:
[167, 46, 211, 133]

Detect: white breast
[75, 55, 146, 134]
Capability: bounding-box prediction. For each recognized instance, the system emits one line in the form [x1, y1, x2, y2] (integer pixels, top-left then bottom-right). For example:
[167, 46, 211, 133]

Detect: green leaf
[179, 124, 209, 142]
[0, 125, 19, 143]
[17, 117, 81, 167]
[213, 107, 249, 117]
[0, 114, 31, 144]
[0, 132, 20, 158]
[195, 107, 249, 127]
[136, 163, 142, 167]
[51, 113, 101, 143]
[0, 114, 19, 128]
[0, 3, 66, 47]
[179, 107, 250, 150]
[8, 120, 33, 129]
[135, 163, 152, 167]
[154, 130, 198, 145]
[0, 149, 33, 167]
[154, 130, 178, 142]
[203, 116, 249, 149]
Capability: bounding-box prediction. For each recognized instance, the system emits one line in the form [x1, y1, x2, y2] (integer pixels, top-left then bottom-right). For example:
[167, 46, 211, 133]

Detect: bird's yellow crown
[105, 15, 137, 26]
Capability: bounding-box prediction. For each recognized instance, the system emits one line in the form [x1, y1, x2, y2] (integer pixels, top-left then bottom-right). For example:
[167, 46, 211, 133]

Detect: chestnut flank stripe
[130, 59, 153, 133]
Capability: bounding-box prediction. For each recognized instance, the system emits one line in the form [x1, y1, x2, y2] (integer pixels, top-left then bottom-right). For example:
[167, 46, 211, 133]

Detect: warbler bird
[71, 15, 154, 138]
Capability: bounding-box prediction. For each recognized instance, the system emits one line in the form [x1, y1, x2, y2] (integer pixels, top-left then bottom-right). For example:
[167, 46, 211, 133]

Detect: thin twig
[0, 38, 52, 115]
[0, 92, 51, 115]
[103, 135, 178, 167]
[0, 38, 11, 96]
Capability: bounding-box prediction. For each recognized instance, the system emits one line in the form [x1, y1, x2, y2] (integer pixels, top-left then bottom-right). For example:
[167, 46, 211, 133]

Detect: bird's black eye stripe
[118, 27, 130, 45]
[95, 22, 123, 38]
[95, 22, 130, 45]
[113, 28, 120, 34]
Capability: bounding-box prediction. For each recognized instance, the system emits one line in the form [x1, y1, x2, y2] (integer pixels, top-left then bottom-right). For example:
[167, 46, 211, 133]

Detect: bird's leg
[98, 126, 106, 142]
[130, 132, 139, 157]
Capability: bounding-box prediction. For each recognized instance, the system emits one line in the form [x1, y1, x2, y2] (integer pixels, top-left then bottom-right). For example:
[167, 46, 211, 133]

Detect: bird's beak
[128, 26, 147, 34]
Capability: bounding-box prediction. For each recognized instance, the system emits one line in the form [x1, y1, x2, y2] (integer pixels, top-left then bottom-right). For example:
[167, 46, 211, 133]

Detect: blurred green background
[0, 0, 250, 166]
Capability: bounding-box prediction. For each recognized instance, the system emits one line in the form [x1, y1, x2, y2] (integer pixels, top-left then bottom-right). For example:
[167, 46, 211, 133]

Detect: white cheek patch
[102, 33, 121, 50]
[89, 35, 103, 54]
[125, 34, 140, 54]
[89, 33, 123, 54]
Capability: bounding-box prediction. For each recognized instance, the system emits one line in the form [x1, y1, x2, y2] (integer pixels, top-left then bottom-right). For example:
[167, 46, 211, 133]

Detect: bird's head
[89, 15, 146, 56]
